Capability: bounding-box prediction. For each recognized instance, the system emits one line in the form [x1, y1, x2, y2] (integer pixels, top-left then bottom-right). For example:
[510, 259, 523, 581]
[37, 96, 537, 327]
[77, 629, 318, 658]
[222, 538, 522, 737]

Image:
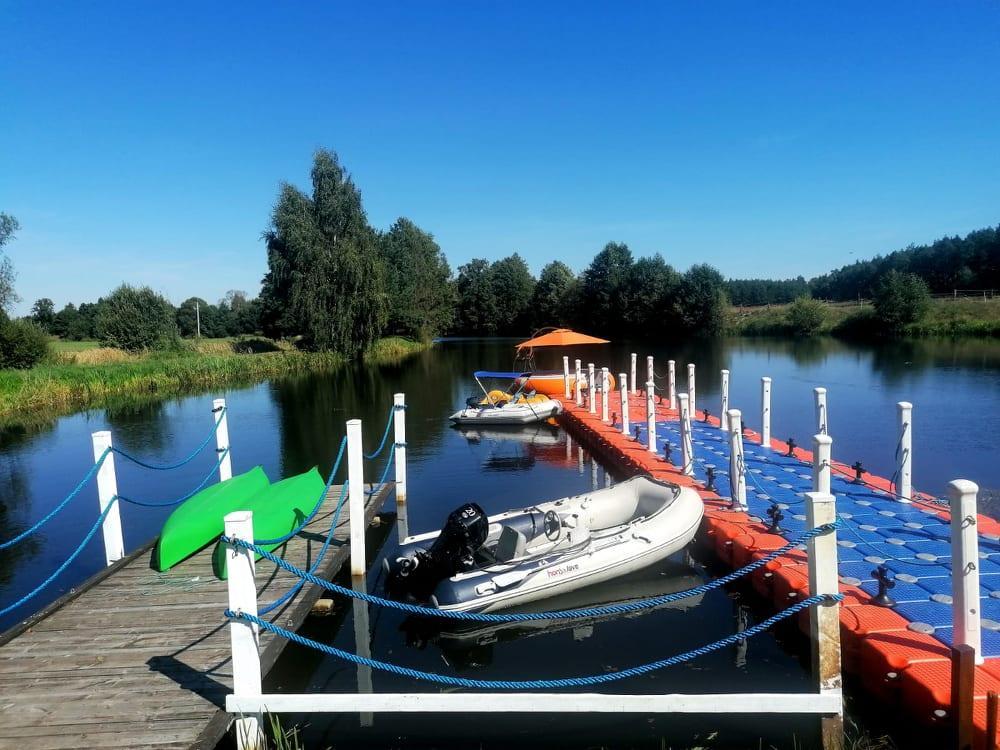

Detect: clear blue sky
[2, 2, 999, 314]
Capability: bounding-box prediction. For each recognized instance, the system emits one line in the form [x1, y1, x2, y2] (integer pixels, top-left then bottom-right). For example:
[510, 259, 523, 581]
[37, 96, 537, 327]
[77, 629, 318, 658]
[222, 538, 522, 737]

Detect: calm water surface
[2, 337, 998, 748]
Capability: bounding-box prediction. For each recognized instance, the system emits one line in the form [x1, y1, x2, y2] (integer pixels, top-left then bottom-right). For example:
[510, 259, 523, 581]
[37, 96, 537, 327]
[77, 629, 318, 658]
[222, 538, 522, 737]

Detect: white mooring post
[667, 359, 676, 409]
[224, 511, 263, 750]
[352, 574, 374, 727]
[761, 377, 772, 449]
[91, 431, 124, 566]
[346, 419, 367, 579]
[814, 387, 828, 435]
[574, 359, 583, 406]
[601, 367, 610, 423]
[631, 353, 638, 395]
[804, 490, 845, 747]
[393, 394, 408, 542]
[812, 433, 832, 495]
[619, 373, 630, 435]
[677, 393, 694, 476]
[646, 356, 654, 391]
[687, 363, 696, 416]
[213, 398, 233, 483]
[562, 356, 570, 399]
[728, 409, 747, 510]
[720, 370, 730, 431]
[950, 480, 983, 665]
[896, 402, 913, 503]
[646, 380, 657, 453]
[588, 363, 597, 414]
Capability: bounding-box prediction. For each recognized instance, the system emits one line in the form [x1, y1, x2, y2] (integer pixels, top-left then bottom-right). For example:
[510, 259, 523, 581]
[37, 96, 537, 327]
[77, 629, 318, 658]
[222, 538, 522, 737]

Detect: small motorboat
[449, 371, 564, 425]
[385, 475, 704, 613]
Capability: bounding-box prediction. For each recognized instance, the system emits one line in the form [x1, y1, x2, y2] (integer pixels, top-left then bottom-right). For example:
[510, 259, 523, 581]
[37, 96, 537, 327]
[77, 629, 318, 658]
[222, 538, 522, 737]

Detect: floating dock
[558, 388, 999, 748]
[0, 483, 390, 750]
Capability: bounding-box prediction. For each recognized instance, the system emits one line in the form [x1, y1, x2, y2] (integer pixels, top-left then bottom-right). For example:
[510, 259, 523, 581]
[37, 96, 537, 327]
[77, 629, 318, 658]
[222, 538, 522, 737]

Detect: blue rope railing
[111, 407, 227, 471]
[0, 448, 111, 550]
[258, 482, 349, 615]
[227, 592, 841, 689]
[253, 437, 348, 546]
[222, 520, 841, 623]
[0, 500, 117, 617]
[364, 405, 398, 460]
[365, 448, 396, 496]
[115, 449, 230, 508]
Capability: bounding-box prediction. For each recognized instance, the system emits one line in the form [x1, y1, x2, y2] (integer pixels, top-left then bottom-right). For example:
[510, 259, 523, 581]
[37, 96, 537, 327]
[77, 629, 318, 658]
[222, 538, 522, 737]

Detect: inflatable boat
[449, 371, 564, 425]
[385, 475, 704, 613]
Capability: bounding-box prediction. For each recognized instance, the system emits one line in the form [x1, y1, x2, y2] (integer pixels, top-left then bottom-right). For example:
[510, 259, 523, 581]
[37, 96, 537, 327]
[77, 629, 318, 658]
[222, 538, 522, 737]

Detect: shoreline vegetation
[0, 336, 428, 427]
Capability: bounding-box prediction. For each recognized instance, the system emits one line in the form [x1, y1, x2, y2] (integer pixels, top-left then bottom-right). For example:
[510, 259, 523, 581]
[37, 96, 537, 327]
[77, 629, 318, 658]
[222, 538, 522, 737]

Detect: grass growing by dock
[0, 336, 428, 426]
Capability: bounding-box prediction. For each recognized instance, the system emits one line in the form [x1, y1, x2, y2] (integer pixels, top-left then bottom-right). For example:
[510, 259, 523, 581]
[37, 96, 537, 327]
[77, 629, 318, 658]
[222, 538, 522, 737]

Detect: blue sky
[2, 2, 999, 314]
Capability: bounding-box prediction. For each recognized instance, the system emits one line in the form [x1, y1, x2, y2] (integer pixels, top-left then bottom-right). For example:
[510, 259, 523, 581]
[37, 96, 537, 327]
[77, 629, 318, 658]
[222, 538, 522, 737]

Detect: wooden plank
[0, 483, 390, 750]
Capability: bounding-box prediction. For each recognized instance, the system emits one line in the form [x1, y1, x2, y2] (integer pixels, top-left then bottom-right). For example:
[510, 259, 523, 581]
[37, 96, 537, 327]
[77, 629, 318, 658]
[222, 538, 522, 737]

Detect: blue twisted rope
[112, 407, 227, 471]
[223, 520, 841, 623]
[365, 449, 395, 496]
[253, 437, 348, 546]
[0, 500, 117, 617]
[364, 406, 396, 460]
[0, 448, 111, 550]
[258, 482, 349, 615]
[115, 449, 230, 508]
[228, 593, 840, 689]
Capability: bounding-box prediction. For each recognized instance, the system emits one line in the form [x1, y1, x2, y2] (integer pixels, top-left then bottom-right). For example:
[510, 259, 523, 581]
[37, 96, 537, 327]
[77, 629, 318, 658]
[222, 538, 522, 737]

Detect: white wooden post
[213, 398, 233, 482]
[352, 574, 374, 726]
[393, 394, 408, 542]
[91, 431, 124, 566]
[630, 353, 637, 395]
[805, 491, 845, 745]
[562, 356, 570, 399]
[720, 370, 730, 431]
[667, 360, 676, 410]
[950, 480, 983, 664]
[761, 377, 772, 449]
[728, 409, 747, 510]
[601, 367, 610, 423]
[346, 419, 367, 578]
[687, 363, 696, 416]
[897, 402, 913, 503]
[678, 393, 694, 476]
[646, 380, 657, 453]
[619, 373, 630, 435]
[646, 356, 654, 391]
[224, 511, 263, 750]
[574, 360, 583, 406]
[813, 433, 832, 495]
[814, 387, 828, 435]
[588, 363, 596, 414]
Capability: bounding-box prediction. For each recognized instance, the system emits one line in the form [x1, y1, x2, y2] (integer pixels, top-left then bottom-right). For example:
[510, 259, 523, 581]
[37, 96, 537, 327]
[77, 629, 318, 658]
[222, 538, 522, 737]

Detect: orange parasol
[515, 328, 610, 349]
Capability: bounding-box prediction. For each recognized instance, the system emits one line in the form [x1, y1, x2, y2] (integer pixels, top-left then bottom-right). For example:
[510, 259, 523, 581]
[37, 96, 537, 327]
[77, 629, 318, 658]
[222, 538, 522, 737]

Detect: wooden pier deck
[0, 483, 390, 750]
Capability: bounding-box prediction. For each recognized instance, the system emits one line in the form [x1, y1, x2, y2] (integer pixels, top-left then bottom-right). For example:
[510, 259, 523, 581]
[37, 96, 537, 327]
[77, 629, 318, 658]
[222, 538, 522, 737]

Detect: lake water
[2, 336, 998, 748]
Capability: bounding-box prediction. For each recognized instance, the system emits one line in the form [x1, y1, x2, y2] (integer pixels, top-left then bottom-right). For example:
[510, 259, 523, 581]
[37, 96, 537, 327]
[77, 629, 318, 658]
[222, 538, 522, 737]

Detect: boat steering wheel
[543, 510, 561, 541]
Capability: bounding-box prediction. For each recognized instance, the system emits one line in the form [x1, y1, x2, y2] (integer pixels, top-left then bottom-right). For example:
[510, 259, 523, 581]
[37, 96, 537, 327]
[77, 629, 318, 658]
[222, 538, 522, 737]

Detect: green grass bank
[727, 297, 1000, 338]
[0, 336, 427, 427]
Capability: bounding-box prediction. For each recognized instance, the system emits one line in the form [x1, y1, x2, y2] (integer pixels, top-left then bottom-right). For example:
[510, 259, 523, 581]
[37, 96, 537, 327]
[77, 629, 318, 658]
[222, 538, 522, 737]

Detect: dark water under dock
[2, 337, 999, 748]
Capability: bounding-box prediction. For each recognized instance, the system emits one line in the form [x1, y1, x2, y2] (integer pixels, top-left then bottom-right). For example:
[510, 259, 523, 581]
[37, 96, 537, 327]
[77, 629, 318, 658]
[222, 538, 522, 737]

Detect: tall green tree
[872, 270, 931, 332]
[51, 303, 79, 338]
[95, 284, 177, 352]
[581, 242, 634, 336]
[454, 259, 500, 335]
[675, 264, 727, 334]
[488, 253, 535, 335]
[260, 150, 388, 354]
[621, 254, 681, 336]
[379, 218, 454, 340]
[529, 261, 578, 330]
[0, 213, 20, 314]
[30, 298, 55, 332]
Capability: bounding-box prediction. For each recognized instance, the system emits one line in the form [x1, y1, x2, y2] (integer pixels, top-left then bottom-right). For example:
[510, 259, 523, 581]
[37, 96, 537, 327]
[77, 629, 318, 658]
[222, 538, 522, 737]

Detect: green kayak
[152, 466, 270, 572]
[211, 467, 326, 579]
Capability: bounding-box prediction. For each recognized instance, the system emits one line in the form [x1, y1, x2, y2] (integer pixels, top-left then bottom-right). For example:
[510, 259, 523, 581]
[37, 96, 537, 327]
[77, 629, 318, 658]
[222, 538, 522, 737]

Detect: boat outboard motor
[386, 503, 489, 603]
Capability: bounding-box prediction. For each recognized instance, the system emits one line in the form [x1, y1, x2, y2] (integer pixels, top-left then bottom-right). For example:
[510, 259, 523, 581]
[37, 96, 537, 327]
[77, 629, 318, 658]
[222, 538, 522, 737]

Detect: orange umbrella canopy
[516, 328, 610, 349]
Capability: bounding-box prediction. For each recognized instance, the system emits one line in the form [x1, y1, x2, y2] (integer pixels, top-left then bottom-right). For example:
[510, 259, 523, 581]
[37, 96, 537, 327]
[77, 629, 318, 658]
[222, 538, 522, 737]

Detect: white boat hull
[449, 398, 563, 425]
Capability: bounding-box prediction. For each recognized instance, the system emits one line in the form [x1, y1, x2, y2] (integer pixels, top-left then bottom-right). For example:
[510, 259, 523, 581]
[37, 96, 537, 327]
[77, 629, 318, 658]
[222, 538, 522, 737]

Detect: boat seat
[494, 526, 527, 563]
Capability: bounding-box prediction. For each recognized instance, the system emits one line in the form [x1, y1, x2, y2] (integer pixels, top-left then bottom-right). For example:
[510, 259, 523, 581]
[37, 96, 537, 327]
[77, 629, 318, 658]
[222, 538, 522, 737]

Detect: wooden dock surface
[0, 483, 390, 750]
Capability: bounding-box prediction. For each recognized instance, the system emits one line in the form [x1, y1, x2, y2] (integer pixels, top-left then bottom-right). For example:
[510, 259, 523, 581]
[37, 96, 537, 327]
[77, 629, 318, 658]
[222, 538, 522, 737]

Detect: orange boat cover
[516, 328, 610, 349]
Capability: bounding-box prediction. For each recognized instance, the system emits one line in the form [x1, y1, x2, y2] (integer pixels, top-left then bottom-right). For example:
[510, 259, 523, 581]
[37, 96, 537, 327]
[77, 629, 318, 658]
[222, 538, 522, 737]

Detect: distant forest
[10, 148, 999, 352]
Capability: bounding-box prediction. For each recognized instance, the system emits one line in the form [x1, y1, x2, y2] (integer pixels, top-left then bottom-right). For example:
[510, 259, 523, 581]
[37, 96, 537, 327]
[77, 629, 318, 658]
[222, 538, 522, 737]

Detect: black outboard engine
[386, 503, 488, 603]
